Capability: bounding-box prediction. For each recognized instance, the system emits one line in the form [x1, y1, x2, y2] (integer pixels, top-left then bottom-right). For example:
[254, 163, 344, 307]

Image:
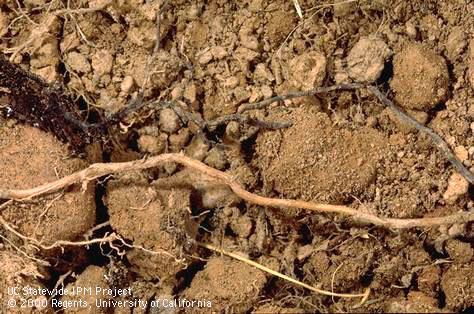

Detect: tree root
[0, 212, 183, 264]
[1, 153, 473, 229]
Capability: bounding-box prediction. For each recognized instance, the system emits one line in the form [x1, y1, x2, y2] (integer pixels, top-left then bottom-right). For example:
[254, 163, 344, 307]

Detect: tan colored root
[0, 232, 49, 267]
[1, 153, 473, 229]
[0, 214, 183, 263]
[199, 242, 370, 305]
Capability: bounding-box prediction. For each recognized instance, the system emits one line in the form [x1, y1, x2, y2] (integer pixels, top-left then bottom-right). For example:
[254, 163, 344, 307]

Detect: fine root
[199, 242, 371, 305]
[366, 86, 474, 184]
[236, 83, 474, 185]
[0, 214, 184, 264]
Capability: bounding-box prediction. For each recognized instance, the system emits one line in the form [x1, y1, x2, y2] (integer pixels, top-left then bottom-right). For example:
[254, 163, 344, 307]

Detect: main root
[1, 153, 473, 229]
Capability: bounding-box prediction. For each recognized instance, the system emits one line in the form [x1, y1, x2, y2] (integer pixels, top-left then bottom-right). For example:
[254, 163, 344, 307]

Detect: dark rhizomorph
[0, 54, 102, 152]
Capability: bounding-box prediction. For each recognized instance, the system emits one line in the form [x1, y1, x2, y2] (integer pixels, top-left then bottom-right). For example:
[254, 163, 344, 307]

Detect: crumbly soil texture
[1, 0, 474, 313]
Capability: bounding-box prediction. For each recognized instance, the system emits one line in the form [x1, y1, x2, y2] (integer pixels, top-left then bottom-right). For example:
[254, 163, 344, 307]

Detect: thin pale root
[199, 242, 371, 305]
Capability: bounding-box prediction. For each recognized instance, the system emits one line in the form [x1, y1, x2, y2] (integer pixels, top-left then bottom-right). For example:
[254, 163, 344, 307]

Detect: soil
[1, 0, 474, 313]
[0, 123, 95, 245]
[253, 104, 386, 205]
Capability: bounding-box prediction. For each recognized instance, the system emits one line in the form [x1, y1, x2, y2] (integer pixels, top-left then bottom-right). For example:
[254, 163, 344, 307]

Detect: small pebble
[137, 134, 165, 155]
[448, 224, 465, 237]
[120, 76, 135, 93]
[231, 216, 253, 238]
[443, 173, 469, 204]
[225, 121, 241, 142]
[159, 108, 181, 134]
[204, 147, 228, 170]
[405, 21, 417, 39]
[289, 51, 327, 90]
[454, 146, 468, 161]
[468, 201, 474, 210]
[185, 136, 209, 161]
[198, 50, 213, 65]
[170, 85, 183, 100]
[366, 116, 377, 127]
[468, 146, 474, 157]
[445, 27, 467, 61]
[184, 83, 198, 108]
[346, 36, 392, 83]
[169, 128, 191, 152]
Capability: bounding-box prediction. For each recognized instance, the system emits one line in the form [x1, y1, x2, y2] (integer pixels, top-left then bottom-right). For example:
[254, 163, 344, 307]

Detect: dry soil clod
[0, 124, 95, 245]
[106, 173, 196, 284]
[254, 105, 385, 204]
[346, 36, 392, 83]
[390, 43, 450, 111]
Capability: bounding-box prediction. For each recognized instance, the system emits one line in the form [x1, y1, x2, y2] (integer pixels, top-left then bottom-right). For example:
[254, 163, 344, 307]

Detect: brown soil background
[1, 0, 474, 313]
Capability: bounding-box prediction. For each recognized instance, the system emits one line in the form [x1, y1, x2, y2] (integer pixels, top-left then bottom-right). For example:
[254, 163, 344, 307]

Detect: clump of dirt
[105, 171, 198, 287]
[60, 265, 110, 313]
[0, 251, 47, 313]
[182, 256, 267, 313]
[254, 105, 387, 204]
[346, 35, 392, 83]
[384, 291, 448, 313]
[265, 10, 296, 49]
[0, 123, 95, 245]
[443, 172, 470, 205]
[418, 264, 442, 297]
[440, 262, 474, 311]
[390, 43, 450, 111]
[445, 239, 474, 264]
[288, 51, 327, 90]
